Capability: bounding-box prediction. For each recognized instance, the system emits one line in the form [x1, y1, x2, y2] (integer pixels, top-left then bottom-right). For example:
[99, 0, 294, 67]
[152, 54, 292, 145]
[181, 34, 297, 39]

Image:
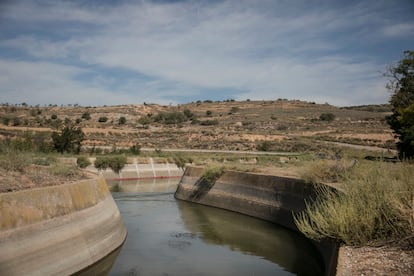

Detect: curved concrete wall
[175, 166, 338, 276]
[0, 178, 127, 276]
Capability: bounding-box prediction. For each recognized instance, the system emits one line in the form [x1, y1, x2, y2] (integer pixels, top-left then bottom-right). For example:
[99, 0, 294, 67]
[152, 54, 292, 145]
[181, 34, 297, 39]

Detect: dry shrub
[295, 161, 414, 246]
[300, 159, 355, 184]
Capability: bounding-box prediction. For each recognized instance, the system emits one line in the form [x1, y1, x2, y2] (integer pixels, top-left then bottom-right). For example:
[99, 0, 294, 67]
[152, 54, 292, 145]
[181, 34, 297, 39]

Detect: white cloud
[0, 60, 170, 106]
[0, 0, 412, 106]
[383, 23, 414, 37]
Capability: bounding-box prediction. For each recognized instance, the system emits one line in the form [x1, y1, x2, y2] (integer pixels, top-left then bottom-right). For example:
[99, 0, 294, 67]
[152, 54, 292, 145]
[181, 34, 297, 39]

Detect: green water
[108, 180, 324, 276]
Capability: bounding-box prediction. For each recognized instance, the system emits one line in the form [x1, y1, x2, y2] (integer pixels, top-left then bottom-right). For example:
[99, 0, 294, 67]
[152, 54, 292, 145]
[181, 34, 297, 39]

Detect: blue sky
[0, 0, 413, 106]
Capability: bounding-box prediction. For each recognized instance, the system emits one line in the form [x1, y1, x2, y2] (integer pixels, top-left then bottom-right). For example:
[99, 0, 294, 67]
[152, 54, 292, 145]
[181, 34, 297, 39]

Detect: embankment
[175, 166, 338, 276]
[0, 178, 127, 276]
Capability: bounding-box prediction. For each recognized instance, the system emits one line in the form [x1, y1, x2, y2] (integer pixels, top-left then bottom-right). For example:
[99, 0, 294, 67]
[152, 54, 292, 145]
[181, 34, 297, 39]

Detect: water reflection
[107, 178, 180, 193]
[109, 180, 324, 276]
[177, 201, 324, 275]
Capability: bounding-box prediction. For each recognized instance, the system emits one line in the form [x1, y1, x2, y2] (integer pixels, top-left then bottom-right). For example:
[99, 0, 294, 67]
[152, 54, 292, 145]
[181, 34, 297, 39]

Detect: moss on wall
[0, 178, 109, 231]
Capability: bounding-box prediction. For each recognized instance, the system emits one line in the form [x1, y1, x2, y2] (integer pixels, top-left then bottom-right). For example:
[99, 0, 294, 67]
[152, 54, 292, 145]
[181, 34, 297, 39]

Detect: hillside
[0, 100, 395, 153]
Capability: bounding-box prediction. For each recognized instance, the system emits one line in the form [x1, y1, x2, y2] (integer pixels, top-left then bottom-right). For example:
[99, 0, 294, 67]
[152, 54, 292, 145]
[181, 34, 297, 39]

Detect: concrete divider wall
[175, 166, 338, 276]
[86, 157, 183, 180]
[0, 178, 127, 276]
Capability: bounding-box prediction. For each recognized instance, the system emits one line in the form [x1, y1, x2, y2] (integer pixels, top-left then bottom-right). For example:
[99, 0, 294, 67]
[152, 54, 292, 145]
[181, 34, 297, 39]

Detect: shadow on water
[108, 179, 325, 275]
[176, 201, 325, 276]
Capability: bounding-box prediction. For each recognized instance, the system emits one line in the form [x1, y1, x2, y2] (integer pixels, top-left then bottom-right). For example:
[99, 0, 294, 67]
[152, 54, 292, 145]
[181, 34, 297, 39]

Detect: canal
[107, 179, 324, 275]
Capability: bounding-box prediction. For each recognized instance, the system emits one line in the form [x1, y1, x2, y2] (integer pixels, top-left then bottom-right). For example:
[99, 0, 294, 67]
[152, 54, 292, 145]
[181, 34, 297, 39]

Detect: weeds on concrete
[201, 166, 224, 185]
[294, 161, 414, 246]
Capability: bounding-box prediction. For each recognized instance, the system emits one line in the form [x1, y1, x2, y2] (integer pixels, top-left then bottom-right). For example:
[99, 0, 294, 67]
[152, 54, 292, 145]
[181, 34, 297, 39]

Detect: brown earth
[0, 165, 93, 193]
[0, 100, 396, 153]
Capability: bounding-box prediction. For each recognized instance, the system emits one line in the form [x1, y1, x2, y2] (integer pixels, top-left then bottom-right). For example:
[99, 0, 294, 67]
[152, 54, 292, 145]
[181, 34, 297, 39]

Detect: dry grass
[295, 161, 414, 246]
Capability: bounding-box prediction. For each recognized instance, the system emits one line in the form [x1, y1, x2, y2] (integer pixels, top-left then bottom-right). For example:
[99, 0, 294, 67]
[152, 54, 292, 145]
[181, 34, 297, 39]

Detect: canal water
[108, 179, 324, 276]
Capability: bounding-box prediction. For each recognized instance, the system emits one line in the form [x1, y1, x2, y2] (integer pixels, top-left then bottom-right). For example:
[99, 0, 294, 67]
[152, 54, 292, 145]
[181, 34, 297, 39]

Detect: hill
[0, 100, 395, 153]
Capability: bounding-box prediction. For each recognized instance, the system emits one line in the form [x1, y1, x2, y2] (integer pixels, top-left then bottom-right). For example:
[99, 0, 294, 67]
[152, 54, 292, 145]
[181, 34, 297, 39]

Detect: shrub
[98, 116, 108, 123]
[118, 116, 126, 125]
[201, 166, 224, 185]
[230, 106, 239, 114]
[183, 109, 195, 120]
[256, 141, 271, 152]
[319, 113, 335, 122]
[81, 112, 91, 120]
[154, 112, 186, 124]
[137, 116, 152, 125]
[11, 117, 21, 126]
[129, 144, 141, 155]
[48, 164, 79, 177]
[199, 119, 218, 126]
[77, 156, 91, 168]
[0, 150, 31, 172]
[294, 161, 414, 246]
[94, 155, 127, 173]
[1, 116, 10, 125]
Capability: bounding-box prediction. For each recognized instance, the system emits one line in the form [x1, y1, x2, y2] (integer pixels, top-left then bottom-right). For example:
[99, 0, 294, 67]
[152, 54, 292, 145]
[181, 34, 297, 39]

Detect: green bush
[81, 112, 91, 120]
[98, 116, 108, 123]
[256, 141, 271, 152]
[154, 111, 187, 124]
[118, 116, 126, 125]
[77, 156, 91, 168]
[48, 164, 78, 177]
[201, 166, 224, 185]
[129, 144, 141, 155]
[199, 119, 218, 126]
[94, 155, 127, 173]
[137, 116, 152, 125]
[319, 113, 335, 122]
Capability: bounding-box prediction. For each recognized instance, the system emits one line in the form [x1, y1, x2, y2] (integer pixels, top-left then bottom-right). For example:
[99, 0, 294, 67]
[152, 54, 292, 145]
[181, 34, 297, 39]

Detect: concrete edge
[175, 166, 339, 276]
[0, 178, 127, 276]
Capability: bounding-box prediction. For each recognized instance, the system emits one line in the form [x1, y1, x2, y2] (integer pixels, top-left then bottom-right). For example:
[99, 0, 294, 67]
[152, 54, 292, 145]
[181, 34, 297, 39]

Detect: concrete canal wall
[0, 178, 127, 276]
[175, 166, 339, 276]
[86, 157, 183, 180]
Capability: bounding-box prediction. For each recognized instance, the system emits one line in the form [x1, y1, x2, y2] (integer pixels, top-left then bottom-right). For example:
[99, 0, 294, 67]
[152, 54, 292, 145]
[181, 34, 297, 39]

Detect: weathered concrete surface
[0, 178, 126, 276]
[86, 157, 183, 180]
[175, 166, 338, 276]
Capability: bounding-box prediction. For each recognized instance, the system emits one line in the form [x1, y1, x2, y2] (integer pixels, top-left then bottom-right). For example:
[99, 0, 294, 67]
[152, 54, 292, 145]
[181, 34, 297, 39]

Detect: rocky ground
[337, 245, 413, 275]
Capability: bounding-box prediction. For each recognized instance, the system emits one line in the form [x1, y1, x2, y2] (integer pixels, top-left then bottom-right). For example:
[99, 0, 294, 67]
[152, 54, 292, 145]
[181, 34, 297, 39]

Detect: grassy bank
[295, 160, 414, 246]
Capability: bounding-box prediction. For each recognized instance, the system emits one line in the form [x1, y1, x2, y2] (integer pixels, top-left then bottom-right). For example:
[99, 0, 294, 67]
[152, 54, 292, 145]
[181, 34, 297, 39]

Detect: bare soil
[337, 245, 414, 276]
[0, 165, 93, 193]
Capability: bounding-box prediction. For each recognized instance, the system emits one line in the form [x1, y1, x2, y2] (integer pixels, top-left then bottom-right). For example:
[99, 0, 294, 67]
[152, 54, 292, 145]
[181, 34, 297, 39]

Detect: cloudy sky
[0, 0, 413, 106]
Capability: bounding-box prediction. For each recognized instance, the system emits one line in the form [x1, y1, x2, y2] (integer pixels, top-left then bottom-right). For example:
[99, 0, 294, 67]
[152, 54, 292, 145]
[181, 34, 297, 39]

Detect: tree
[386, 50, 414, 159]
[51, 126, 85, 154]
